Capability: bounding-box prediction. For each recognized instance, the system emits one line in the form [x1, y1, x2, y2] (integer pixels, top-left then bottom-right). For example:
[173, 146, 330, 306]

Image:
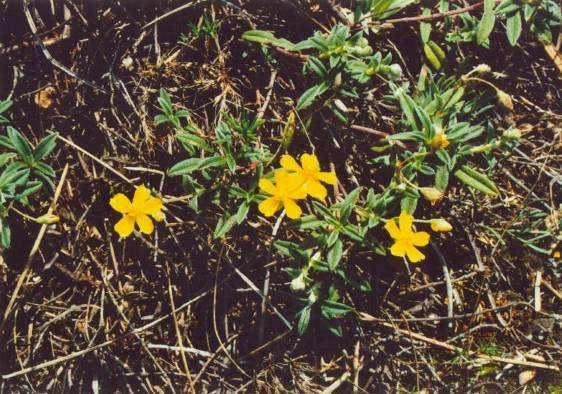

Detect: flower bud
[36, 213, 60, 224]
[469, 143, 493, 154]
[387, 64, 403, 80]
[497, 90, 514, 111]
[420, 187, 443, 204]
[351, 44, 373, 56]
[430, 218, 453, 232]
[502, 128, 521, 140]
[473, 64, 491, 74]
[290, 273, 307, 291]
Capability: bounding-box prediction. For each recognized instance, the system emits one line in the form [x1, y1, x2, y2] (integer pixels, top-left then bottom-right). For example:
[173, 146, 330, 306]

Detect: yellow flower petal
[405, 245, 425, 263]
[110, 193, 132, 214]
[142, 196, 163, 216]
[306, 180, 327, 201]
[136, 213, 154, 234]
[411, 231, 430, 247]
[259, 197, 281, 217]
[384, 219, 401, 239]
[300, 153, 320, 172]
[259, 178, 277, 195]
[283, 199, 302, 219]
[317, 170, 338, 185]
[114, 215, 135, 238]
[280, 154, 301, 172]
[390, 240, 407, 257]
[133, 185, 151, 207]
[152, 210, 165, 222]
[398, 212, 413, 233]
[279, 172, 307, 198]
[273, 169, 289, 184]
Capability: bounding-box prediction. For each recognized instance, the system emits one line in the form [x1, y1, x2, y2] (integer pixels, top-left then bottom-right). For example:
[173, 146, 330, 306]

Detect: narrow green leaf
[7, 127, 33, 161]
[420, 8, 432, 43]
[327, 238, 343, 270]
[435, 165, 449, 191]
[168, 155, 226, 176]
[296, 82, 329, 111]
[33, 133, 57, 160]
[506, 11, 522, 46]
[297, 305, 311, 335]
[477, 12, 496, 44]
[454, 165, 499, 196]
[241, 30, 296, 50]
[0, 220, 10, 248]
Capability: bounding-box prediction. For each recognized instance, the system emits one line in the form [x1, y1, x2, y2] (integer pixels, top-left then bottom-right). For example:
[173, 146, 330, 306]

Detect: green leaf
[241, 30, 296, 51]
[477, 12, 496, 44]
[0, 220, 10, 248]
[273, 240, 308, 260]
[7, 127, 33, 162]
[176, 131, 212, 152]
[33, 133, 57, 161]
[296, 82, 330, 111]
[506, 11, 522, 46]
[420, 8, 432, 43]
[213, 213, 238, 239]
[435, 165, 449, 191]
[321, 299, 353, 317]
[297, 305, 311, 335]
[34, 162, 56, 178]
[294, 215, 324, 230]
[0, 153, 15, 167]
[168, 155, 226, 176]
[454, 165, 499, 196]
[15, 180, 43, 199]
[327, 238, 343, 270]
[0, 99, 12, 115]
[484, 0, 496, 13]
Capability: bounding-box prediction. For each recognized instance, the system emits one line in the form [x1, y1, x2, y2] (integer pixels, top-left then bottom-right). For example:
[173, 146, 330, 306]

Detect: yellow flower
[258, 170, 307, 219]
[430, 218, 453, 232]
[429, 130, 450, 150]
[279, 153, 337, 202]
[110, 185, 164, 238]
[385, 212, 430, 263]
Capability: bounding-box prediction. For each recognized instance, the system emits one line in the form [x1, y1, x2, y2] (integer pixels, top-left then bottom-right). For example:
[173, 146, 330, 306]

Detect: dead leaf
[518, 369, 536, 385]
[34, 86, 55, 109]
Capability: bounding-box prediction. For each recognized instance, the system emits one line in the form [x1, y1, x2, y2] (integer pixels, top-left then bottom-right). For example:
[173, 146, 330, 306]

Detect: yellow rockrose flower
[258, 170, 307, 219]
[279, 153, 338, 202]
[429, 130, 450, 150]
[110, 185, 164, 238]
[385, 212, 430, 263]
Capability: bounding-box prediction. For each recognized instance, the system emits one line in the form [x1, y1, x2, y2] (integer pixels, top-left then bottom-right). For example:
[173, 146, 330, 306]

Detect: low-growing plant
[157, 89, 271, 237]
[0, 99, 58, 248]
[243, 23, 403, 122]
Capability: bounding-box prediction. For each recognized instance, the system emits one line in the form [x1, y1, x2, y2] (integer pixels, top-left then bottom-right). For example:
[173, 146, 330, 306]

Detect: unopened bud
[36, 213, 60, 224]
[502, 128, 521, 140]
[497, 90, 514, 111]
[420, 187, 443, 204]
[430, 218, 453, 232]
[474, 64, 491, 74]
[290, 273, 307, 291]
[387, 64, 403, 80]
